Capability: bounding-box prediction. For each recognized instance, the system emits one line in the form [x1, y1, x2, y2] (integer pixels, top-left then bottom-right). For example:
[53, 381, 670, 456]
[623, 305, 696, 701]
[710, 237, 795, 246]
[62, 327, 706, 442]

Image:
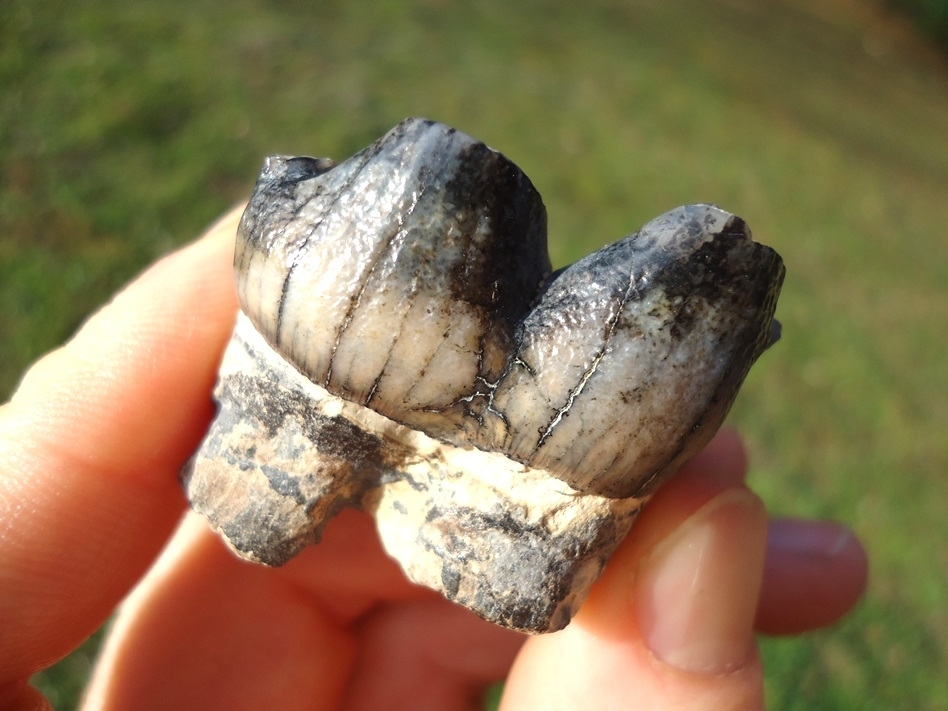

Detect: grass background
[2, 0, 946, 708]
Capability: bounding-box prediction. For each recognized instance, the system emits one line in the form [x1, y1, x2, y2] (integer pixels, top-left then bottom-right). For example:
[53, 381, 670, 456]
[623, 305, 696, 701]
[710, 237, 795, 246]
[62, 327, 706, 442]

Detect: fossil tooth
[182, 117, 785, 633]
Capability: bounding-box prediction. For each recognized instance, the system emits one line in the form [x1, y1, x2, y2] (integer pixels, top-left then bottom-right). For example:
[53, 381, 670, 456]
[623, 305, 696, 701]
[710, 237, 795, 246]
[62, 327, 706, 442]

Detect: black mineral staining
[260, 464, 306, 504]
[429, 506, 605, 632]
[441, 565, 461, 598]
[440, 137, 550, 323]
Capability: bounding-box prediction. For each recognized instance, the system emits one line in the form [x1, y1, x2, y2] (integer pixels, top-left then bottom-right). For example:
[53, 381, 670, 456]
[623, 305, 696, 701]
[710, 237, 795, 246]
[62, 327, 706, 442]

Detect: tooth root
[183, 314, 643, 633]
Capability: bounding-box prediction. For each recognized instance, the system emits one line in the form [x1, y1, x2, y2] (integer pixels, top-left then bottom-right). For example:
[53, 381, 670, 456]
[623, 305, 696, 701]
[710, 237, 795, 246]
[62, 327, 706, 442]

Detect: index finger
[0, 206, 241, 684]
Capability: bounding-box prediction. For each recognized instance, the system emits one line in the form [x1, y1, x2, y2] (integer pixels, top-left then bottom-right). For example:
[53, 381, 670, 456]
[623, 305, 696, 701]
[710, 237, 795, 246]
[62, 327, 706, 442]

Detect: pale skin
[0, 207, 868, 710]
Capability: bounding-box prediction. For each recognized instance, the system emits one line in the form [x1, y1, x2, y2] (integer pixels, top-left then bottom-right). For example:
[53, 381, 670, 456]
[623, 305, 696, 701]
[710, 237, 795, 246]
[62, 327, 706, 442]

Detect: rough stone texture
[182, 118, 785, 633]
[183, 314, 642, 633]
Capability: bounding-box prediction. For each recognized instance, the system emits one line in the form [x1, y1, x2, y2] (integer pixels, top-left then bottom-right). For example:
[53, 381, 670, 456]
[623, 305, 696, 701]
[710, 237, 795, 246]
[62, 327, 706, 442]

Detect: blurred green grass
[2, 0, 946, 708]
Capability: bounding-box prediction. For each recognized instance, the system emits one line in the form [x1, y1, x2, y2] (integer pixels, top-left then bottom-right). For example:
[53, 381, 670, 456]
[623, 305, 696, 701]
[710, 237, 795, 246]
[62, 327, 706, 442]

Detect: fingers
[674, 426, 748, 487]
[0, 196, 869, 711]
[343, 598, 523, 711]
[273, 509, 431, 623]
[0, 682, 52, 711]
[86, 508, 523, 711]
[679, 429, 868, 635]
[84, 514, 356, 711]
[501, 430, 869, 711]
[502, 456, 768, 711]
[0, 206, 242, 682]
[756, 517, 868, 635]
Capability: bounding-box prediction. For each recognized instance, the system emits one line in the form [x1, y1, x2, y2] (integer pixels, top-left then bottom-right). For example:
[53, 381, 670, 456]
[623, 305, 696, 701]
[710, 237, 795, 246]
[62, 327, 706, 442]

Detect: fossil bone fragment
[182, 117, 785, 633]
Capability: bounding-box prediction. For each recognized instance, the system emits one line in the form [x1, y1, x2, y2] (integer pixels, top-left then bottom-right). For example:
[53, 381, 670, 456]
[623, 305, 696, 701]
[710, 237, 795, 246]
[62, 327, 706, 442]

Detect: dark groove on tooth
[535, 265, 639, 451]
[325, 187, 422, 390]
[274, 144, 381, 348]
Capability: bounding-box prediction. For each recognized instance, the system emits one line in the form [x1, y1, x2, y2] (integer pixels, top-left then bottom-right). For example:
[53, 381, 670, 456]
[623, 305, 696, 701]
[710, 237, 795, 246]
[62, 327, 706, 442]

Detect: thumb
[501, 440, 767, 710]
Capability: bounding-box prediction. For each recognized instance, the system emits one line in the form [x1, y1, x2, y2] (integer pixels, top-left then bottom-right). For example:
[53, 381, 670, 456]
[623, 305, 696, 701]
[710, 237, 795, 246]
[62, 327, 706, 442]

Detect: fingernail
[635, 488, 767, 674]
[768, 518, 854, 559]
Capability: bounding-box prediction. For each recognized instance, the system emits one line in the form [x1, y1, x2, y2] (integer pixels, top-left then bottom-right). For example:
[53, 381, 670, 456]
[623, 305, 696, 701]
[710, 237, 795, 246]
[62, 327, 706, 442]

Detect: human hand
[0, 206, 867, 710]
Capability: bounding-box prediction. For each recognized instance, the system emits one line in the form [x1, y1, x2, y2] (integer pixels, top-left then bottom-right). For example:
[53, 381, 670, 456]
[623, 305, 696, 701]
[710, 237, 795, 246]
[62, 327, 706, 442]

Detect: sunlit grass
[3, 0, 946, 708]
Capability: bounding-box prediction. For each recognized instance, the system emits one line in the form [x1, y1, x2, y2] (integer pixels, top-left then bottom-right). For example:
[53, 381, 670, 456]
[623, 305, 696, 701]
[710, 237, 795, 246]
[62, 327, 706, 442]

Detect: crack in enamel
[324, 187, 423, 392]
[535, 262, 639, 451]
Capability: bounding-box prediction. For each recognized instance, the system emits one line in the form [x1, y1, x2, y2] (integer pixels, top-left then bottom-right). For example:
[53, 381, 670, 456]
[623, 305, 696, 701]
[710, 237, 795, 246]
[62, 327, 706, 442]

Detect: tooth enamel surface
[183, 117, 784, 633]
